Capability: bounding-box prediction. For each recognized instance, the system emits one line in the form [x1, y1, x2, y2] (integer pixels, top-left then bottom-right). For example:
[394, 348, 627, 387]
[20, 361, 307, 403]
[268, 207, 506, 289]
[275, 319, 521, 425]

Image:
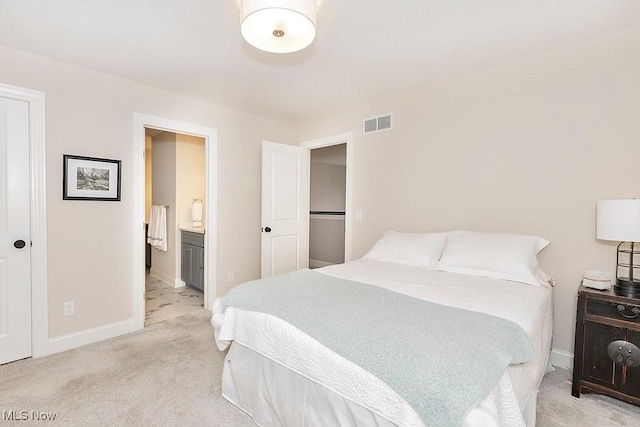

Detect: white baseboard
[47, 318, 139, 355]
[550, 348, 574, 370]
[309, 259, 335, 269]
[149, 268, 182, 288]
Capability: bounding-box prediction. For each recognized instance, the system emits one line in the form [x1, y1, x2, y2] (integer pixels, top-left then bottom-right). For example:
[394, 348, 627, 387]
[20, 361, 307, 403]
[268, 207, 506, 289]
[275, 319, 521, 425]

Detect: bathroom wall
[150, 132, 178, 285]
[175, 134, 206, 230]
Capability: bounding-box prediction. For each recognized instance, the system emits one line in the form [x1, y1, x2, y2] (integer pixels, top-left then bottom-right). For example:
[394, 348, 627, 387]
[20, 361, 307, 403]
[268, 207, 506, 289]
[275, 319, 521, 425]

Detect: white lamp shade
[596, 199, 640, 242]
[241, 0, 317, 53]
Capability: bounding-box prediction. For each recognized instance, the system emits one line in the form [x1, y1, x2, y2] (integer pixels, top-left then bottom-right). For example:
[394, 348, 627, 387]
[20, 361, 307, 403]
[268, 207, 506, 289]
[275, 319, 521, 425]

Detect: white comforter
[213, 260, 553, 427]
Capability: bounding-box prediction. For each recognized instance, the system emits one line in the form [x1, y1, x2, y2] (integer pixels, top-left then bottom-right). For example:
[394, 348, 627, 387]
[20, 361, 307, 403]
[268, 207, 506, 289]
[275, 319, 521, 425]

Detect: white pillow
[437, 231, 550, 286]
[362, 231, 447, 269]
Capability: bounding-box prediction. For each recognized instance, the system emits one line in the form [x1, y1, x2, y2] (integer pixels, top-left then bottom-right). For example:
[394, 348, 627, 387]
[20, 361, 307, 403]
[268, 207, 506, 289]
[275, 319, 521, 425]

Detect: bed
[212, 231, 554, 427]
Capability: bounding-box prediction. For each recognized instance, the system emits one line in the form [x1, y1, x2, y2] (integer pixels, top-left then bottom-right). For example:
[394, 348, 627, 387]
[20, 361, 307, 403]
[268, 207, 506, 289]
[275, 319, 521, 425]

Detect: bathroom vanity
[180, 229, 204, 292]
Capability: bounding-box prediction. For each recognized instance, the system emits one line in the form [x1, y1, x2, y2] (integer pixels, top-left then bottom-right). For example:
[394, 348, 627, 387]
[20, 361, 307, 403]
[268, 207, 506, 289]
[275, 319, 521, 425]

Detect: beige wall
[175, 134, 206, 230]
[150, 132, 178, 283]
[296, 26, 640, 360]
[309, 160, 346, 265]
[0, 45, 295, 338]
[309, 218, 345, 265]
[310, 161, 346, 212]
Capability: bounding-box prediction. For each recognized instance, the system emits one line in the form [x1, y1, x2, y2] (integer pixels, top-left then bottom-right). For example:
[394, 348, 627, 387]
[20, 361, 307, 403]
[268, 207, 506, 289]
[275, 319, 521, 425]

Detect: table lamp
[596, 199, 640, 297]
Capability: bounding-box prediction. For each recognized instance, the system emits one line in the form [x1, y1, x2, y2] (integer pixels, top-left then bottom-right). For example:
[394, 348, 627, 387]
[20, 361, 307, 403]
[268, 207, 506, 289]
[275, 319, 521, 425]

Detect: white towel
[147, 205, 168, 251]
[192, 199, 203, 227]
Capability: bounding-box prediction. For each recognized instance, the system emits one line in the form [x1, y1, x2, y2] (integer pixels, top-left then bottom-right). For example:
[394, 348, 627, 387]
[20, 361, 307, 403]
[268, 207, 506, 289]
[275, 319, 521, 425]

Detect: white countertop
[180, 226, 205, 234]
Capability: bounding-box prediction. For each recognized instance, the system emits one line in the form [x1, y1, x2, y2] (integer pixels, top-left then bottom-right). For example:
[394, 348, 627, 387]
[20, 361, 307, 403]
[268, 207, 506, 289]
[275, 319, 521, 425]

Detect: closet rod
[310, 210, 344, 215]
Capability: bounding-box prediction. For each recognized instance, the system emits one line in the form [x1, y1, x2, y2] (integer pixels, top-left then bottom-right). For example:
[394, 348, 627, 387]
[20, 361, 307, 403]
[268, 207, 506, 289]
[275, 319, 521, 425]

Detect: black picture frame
[63, 154, 122, 201]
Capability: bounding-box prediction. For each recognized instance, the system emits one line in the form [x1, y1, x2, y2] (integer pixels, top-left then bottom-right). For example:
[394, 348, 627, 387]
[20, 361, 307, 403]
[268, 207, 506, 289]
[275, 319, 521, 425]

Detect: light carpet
[1, 309, 640, 426]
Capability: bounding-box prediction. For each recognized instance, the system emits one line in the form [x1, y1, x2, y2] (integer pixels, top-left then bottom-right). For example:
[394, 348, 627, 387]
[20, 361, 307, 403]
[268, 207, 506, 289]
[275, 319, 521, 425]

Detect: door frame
[300, 132, 354, 262]
[0, 83, 48, 358]
[133, 113, 218, 329]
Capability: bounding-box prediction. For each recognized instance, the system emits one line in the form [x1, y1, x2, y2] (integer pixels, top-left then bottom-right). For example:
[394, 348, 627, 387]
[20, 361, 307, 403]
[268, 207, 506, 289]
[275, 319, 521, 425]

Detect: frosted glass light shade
[597, 199, 640, 242]
[241, 0, 317, 53]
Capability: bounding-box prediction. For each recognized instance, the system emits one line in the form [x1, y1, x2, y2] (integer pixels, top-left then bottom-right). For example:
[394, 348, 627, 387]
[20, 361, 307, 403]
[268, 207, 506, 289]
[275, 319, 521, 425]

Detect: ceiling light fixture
[241, 0, 317, 54]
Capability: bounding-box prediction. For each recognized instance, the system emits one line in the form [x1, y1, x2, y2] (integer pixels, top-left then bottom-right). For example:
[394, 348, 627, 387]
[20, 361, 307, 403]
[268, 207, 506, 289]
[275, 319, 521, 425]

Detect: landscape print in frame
[63, 154, 121, 201]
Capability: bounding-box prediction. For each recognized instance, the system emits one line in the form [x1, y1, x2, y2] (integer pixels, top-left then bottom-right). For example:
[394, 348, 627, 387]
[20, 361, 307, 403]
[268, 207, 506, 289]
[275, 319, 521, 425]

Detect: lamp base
[614, 279, 640, 298]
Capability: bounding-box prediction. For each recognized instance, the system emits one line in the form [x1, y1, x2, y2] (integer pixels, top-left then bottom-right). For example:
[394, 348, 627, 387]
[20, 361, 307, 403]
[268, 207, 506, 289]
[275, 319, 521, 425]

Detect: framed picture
[63, 154, 122, 201]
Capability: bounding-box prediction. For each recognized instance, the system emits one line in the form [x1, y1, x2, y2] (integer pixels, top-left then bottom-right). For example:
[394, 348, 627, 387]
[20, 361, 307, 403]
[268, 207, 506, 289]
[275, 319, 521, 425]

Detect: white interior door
[261, 141, 309, 278]
[0, 97, 31, 365]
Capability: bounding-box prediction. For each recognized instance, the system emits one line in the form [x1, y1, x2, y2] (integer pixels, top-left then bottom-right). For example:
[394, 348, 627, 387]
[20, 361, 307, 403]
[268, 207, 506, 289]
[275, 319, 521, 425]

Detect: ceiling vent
[363, 113, 393, 134]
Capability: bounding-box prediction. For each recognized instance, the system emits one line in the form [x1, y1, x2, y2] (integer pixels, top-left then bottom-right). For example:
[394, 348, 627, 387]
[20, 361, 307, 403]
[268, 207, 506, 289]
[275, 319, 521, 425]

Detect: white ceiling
[1, 1, 639, 123]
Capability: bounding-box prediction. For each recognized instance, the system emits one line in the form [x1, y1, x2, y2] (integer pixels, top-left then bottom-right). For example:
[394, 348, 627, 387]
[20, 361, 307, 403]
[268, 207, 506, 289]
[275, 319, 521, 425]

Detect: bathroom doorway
[143, 129, 206, 325]
[133, 113, 218, 331]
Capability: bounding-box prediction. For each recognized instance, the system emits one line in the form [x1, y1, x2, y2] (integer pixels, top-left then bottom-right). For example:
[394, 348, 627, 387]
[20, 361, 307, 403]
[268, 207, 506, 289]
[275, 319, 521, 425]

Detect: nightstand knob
[626, 357, 635, 367]
[618, 304, 626, 311]
[617, 354, 625, 364]
[618, 346, 623, 351]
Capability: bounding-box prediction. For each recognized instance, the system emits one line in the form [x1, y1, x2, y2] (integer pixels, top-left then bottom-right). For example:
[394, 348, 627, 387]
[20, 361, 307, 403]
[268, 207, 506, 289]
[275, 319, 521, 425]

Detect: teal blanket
[221, 269, 535, 426]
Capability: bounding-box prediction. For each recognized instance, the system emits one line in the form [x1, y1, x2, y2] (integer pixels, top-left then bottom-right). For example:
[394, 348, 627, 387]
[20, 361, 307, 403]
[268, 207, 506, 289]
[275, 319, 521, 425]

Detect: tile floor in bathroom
[145, 274, 204, 325]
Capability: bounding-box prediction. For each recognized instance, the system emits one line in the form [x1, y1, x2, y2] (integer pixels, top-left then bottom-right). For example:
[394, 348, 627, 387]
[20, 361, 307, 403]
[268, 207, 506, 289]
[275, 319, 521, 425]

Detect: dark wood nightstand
[572, 285, 640, 405]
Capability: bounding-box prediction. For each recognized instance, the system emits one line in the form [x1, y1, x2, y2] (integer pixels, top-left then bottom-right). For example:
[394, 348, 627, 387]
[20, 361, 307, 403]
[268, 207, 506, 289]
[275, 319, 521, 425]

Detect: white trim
[47, 318, 137, 355]
[550, 348, 574, 370]
[300, 132, 354, 262]
[0, 83, 48, 358]
[133, 113, 218, 328]
[309, 259, 334, 269]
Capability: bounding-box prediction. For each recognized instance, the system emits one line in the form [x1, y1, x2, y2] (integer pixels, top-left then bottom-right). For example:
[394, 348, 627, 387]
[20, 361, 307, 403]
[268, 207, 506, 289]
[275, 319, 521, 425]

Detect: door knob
[264, 227, 271, 233]
[13, 240, 26, 249]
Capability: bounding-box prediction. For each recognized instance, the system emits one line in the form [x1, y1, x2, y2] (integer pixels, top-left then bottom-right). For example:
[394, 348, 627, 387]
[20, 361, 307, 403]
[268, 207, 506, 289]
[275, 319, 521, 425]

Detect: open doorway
[309, 144, 347, 268]
[133, 113, 218, 331]
[143, 128, 205, 325]
[300, 132, 354, 266]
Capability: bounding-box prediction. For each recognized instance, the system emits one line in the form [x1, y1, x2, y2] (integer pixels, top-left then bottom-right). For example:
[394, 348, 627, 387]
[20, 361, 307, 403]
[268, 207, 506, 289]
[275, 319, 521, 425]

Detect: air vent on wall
[363, 113, 393, 134]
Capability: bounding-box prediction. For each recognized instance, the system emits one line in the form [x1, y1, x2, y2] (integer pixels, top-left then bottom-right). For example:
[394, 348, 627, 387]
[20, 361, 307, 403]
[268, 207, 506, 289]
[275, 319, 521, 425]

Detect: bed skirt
[221, 342, 539, 427]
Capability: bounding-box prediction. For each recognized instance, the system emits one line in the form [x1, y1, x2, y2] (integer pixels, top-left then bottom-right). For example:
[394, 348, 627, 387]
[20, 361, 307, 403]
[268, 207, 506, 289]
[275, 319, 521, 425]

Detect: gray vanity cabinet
[181, 231, 204, 291]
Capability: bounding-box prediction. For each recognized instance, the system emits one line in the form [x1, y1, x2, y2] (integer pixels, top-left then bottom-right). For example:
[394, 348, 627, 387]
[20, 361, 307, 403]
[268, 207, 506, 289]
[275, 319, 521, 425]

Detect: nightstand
[572, 285, 640, 405]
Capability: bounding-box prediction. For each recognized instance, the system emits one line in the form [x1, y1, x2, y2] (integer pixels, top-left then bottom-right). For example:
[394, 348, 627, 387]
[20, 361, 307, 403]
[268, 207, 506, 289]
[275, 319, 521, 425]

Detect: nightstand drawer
[587, 297, 640, 325]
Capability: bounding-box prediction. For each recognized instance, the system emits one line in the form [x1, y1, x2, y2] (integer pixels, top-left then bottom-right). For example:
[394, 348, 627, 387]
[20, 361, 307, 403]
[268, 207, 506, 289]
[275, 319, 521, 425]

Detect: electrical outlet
[228, 272, 234, 282]
[63, 301, 75, 316]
